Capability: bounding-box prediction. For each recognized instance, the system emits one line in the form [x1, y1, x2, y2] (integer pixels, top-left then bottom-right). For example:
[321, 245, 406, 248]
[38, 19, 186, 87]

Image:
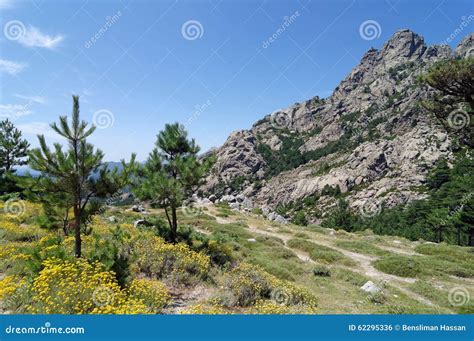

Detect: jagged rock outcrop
[202, 30, 473, 220]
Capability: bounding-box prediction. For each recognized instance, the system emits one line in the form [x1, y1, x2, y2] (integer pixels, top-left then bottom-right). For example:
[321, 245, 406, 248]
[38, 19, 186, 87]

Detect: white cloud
[16, 122, 61, 139]
[14, 94, 46, 104]
[0, 59, 27, 75]
[18, 26, 64, 49]
[0, 104, 32, 119]
[0, 0, 14, 9]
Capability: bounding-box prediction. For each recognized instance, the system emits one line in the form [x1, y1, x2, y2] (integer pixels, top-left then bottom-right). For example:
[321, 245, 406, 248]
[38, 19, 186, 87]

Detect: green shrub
[333, 269, 368, 287]
[335, 240, 389, 257]
[373, 256, 422, 278]
[313, 265, 331, 277]
[287, 238, 353, 265]
[291, 211, 308, 226]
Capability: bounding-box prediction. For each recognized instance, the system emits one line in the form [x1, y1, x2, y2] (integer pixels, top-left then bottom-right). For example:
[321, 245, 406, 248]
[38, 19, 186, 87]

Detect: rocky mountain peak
[379, 29, 427, 63]
[456, 32, 474, 58]
[202, 30, 473, 221]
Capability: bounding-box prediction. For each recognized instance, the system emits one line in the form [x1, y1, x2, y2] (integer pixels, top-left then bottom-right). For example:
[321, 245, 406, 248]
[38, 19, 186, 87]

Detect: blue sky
[0, 0, 472, 161]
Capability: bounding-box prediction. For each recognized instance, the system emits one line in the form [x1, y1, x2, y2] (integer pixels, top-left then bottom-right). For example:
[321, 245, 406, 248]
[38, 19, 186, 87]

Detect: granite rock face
[202, 30, 472, 221]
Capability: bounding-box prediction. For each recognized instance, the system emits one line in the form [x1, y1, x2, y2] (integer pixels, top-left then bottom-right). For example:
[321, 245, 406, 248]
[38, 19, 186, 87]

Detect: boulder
[132, 204, 147, 213]
[134, 219, 153, 228]
[200, 198, 212, 205]
[221, 195, 236, 203]
[241, 197, 253, 210]
[360, 281, 382, 294]
[273, 215, 288, 224]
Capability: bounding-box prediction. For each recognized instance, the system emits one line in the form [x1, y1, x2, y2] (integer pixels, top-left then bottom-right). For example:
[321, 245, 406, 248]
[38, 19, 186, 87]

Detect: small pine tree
[28, 95, 135, 257]
[135, 123, 213, 243]
[0, 119, 29, 174]
[0, 119, 29, 194]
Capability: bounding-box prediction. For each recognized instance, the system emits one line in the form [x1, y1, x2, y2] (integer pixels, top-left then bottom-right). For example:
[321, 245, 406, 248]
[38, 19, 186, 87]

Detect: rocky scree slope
[202, 30, 474, 221]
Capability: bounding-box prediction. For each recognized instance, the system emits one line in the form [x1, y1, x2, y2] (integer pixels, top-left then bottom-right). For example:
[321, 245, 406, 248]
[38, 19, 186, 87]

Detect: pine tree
[28, 95, 135, 257]
[420, 57, 474, 147]
[136, 123, 213, 243]
[0, 119, 29, 174]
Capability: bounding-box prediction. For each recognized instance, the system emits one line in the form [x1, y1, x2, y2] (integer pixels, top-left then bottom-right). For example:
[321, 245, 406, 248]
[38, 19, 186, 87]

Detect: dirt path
[163, 284, 215, 314]
[204, 207, 447, 311]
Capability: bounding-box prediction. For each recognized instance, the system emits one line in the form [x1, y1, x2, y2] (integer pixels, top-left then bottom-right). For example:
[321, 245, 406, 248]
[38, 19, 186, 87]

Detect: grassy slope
[1, 202, 473, 314]
[181, 205, 474, 314]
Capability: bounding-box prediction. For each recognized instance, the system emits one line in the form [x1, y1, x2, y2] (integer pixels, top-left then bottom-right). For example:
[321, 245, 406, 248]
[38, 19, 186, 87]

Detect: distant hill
[14, 161, 125, 179]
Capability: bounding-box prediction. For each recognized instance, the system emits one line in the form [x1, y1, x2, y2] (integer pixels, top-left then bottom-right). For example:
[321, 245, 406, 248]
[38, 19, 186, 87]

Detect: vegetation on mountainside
[420, 57, 474, 147]
[269, 58, 474, 246]
[320, 153, 474, 245]
[0, 55, 473, 316]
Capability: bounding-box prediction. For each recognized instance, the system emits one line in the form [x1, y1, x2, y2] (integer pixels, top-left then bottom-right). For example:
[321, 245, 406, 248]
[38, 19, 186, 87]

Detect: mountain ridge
[201, 29, 474, 222]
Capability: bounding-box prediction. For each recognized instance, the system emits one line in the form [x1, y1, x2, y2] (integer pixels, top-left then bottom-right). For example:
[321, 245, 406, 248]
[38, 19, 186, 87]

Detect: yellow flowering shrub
[227, 263, 273, 306]
[127, 278, 170, 313]
[0, 241, 30, 260]
[63, 235, 95, 258]
[180, 304, 229, 315]
[0, 220, 44, 242]
[29, 258, 149, 314]
[227, 263, 317, 310]
[0, 201, 42, 223]
[0, 275, 22, 300]
[249, 300, 291, 314]
[133, 235, 210, 283]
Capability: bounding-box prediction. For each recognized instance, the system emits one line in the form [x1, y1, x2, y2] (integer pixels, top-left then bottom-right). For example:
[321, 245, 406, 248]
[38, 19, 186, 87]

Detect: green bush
[373, 256, 422, 278]
[287, 238, 353, 265]
[312, 265, 331, 277]
[335, 240, 389, 257]
[291, 211, 308, 226]
[332, 269, 368, 287]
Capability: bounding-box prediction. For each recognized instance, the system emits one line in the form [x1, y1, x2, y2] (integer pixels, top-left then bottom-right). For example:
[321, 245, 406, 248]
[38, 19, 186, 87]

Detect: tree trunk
[469, 228, 474, 247]
[62, 210, 69, 236]
[74, 204, 81, 258]
[171, 205, 178, 243]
